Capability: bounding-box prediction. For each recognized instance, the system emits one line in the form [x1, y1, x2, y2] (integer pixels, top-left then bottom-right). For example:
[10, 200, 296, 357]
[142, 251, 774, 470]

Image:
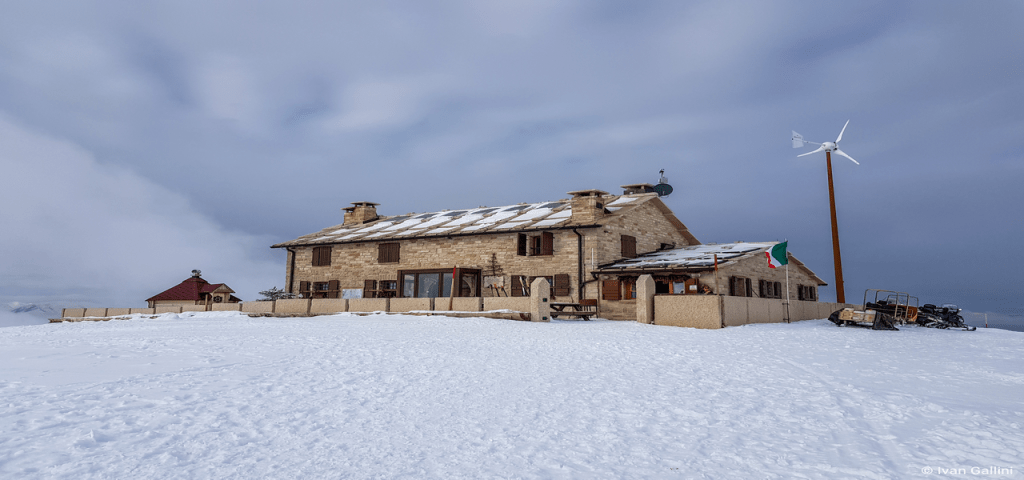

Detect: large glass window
[418, 273, 439, 298]
[399, 269, 479, 298]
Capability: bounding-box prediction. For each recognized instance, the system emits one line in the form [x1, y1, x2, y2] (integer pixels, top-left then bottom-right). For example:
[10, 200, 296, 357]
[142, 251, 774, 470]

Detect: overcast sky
[1, 1, 1021, 319]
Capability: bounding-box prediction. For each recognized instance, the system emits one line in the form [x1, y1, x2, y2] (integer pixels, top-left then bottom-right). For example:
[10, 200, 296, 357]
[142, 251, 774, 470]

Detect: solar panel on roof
[415, 213, 436, 219]
[539, 202, 564, 209]
[442, 210, 468, 217]
[474, 208, 499, 215]
[503, 205, 530, 212]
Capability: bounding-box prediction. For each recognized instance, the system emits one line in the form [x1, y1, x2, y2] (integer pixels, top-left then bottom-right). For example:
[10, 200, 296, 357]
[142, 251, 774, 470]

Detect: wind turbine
[792, 120, 860, 304]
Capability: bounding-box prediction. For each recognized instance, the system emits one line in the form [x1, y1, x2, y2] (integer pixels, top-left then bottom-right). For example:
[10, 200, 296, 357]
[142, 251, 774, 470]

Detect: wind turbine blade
[797, 146, 826, 158]
[836, 120, 850, 143]
[833, 148, 860, 165]
[791, 131, 805, 148]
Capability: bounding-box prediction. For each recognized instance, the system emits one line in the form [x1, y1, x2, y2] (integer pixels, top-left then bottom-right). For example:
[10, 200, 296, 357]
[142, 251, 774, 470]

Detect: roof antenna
[191, 269, 202, 278]
[654, 169, 673, 197]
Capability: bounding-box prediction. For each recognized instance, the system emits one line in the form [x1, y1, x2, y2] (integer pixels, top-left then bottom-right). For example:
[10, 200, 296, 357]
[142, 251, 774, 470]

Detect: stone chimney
[342, 202, 380, 225]
[567, 189, 609, 224]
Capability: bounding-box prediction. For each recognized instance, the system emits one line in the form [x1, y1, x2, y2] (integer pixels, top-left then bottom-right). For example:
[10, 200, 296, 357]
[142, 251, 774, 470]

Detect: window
[553, 274, 571, 297]
[730, 276, 752, 297]
[798, 285, 818, 301]
[312, 246, 332, 266]
[621, 235, 637, 258]
[517, 232, 554, 256]
[308, 280, 340, 299]
[602, 279, 621, 300]
[380, 280, 398, 298]
[623, 277, 636, 300]
[759, 280, 783, 299]
[400, 269, 481, 298]
[378, 243, 400, 263]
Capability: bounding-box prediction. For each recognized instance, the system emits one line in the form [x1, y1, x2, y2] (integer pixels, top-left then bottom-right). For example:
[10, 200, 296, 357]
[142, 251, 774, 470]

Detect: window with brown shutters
[553, 273, 570, 297]
[602, 279, 621, 300]
[730, 276, 752, 297]
[621, 235, 637, 258]
[328, 280, 340, 299]
[518, 232, 554, 256]
[759, 280, 782, 299]
[378, 243, 400, 263]
[312, 246, 332, 266]
[299, 281, 311, 298]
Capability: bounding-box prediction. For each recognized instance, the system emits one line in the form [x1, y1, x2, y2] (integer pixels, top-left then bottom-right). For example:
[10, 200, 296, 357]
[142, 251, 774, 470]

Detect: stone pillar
[529, 277, 552, 322]
[636, 274, 655, 324]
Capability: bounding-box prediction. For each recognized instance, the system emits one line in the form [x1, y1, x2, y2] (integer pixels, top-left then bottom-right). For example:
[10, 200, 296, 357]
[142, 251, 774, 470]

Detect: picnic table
[549, 301, 597, 321]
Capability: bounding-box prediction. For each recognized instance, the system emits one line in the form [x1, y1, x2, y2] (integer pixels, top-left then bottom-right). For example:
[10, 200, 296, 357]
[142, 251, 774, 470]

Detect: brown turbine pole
[825, 150, 846, 303]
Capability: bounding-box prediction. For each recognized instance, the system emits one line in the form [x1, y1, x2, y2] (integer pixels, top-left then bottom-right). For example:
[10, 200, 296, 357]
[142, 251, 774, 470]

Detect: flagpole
[785, 259, 791, 323]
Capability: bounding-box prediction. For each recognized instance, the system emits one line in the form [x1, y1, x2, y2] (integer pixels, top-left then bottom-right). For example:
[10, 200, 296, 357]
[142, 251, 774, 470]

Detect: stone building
[271, 186, 826, 320]
[146, 270, 241, 308]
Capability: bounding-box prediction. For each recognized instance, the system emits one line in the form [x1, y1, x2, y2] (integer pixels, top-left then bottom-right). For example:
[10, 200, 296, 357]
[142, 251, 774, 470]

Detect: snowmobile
[916, 303, 976, 331]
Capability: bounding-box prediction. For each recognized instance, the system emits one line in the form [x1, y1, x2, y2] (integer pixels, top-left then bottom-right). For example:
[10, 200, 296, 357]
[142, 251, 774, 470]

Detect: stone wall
[652, 295, 855, 329]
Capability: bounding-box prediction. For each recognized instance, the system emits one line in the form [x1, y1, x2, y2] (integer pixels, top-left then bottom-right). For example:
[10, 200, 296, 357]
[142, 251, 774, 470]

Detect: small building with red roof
[146, 270, 241, 308]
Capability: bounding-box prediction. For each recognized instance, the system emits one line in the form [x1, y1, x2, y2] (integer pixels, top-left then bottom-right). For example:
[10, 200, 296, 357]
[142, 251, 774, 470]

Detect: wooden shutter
[312, 246, 331, 266]
[299, 281, 310, 298]
[328, 280, 340, 299]
[759, 280, 766, 298]
[364, 279, 377, 298]
[798, 286, 805, 301]
[602, 279, 621, 300]
[378, 243, 400, 263]
[511, 275, 524, 297]
[810, 286, 817, 301]
[745, 278, 752, 297]
[773, 282, 781, 299]
[621, 235, 636, 258]
[729, 276, 737, 296]
[553, 274, 570, 296]
[517, 234, 527, 256]
[541, 232, 554, 256]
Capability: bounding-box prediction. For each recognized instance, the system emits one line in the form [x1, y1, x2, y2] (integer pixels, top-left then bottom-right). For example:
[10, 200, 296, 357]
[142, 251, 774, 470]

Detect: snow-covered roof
[273, 193, 659, 247]
[597, 241, 828, 285]
[599, 242, 778, 271]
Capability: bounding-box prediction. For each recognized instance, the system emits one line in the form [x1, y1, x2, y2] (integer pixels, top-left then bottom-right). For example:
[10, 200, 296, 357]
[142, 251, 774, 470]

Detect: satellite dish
[192, 269, 202, 277]
[655, 169, 673, 197]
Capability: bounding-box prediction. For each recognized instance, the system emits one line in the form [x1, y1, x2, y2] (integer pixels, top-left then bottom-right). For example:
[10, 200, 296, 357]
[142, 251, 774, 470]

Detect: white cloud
[0, 113, 280, 307]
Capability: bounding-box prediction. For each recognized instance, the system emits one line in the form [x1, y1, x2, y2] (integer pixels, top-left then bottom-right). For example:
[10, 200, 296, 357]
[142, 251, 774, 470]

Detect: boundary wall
[58, 275, 850, 330]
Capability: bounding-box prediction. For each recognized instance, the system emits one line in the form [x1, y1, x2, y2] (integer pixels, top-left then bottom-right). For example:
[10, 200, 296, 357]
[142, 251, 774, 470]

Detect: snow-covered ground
[1, 312, 1021, 479]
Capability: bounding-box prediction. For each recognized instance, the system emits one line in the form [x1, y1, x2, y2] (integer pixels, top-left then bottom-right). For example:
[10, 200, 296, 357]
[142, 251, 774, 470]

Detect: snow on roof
[600, 242, 778, 270]
[273, 193, 656, 247]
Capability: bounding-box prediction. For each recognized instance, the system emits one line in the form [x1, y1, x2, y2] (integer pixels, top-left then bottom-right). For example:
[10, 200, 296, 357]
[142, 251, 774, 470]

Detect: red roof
[146, 276, 236, 302]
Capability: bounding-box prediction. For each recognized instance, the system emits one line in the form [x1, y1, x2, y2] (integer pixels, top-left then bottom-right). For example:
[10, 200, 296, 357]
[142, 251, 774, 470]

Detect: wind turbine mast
[824, 149, 846, 304]
[792, 120, 860, 304]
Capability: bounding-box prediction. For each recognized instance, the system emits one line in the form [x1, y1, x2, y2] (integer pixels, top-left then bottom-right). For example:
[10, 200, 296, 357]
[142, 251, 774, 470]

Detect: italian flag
[766, 241, 788, 269]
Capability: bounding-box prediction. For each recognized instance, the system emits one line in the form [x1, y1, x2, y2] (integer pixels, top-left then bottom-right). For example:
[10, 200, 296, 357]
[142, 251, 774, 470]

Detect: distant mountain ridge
[5, 302, 65, 317]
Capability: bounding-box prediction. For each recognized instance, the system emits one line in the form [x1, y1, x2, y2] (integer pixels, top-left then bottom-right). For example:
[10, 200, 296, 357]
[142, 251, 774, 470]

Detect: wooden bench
[549, 300, 598, 321]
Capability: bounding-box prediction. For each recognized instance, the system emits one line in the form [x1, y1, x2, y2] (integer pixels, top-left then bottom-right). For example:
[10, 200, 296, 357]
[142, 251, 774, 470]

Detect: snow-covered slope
[1, 312, 1021, 479]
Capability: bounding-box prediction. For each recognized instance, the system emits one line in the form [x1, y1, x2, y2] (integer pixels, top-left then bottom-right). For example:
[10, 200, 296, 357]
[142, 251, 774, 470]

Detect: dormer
[342, 202, 380, 225]
[567, 189, 609, 224]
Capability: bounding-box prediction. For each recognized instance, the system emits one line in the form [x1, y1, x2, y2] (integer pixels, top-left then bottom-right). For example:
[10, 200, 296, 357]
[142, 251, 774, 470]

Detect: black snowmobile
[916, 304, 976, 331]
